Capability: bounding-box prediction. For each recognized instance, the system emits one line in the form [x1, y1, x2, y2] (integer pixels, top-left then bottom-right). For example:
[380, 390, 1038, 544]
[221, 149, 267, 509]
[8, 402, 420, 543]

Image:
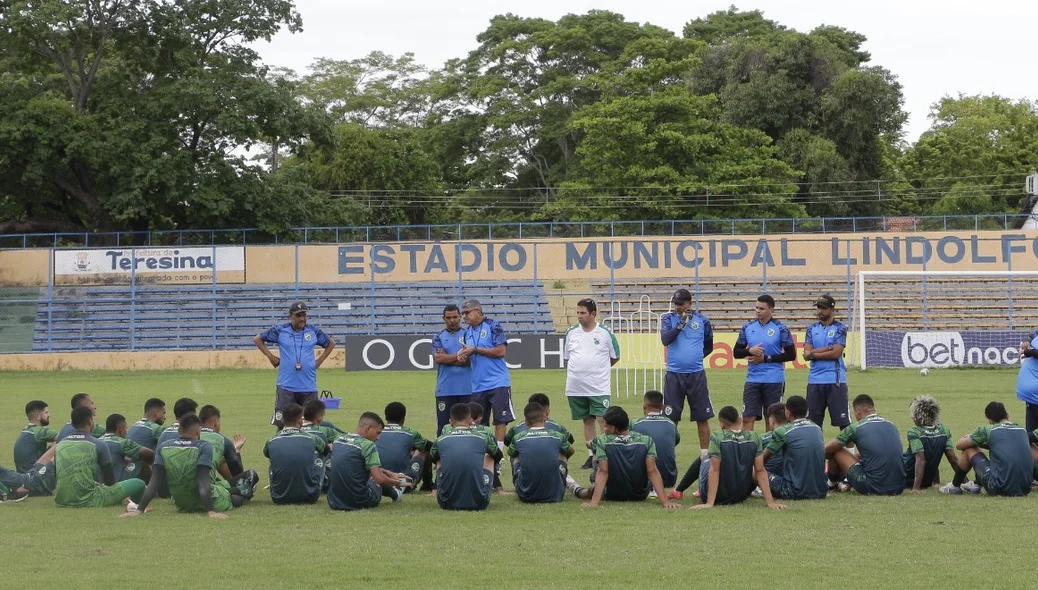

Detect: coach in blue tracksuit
[734, 294, 796, 432]
[1017, 328, 1038, 433]
[431, 304, 473, 436]
[254, 302, 336, 429]
[803, 294, 850, 429]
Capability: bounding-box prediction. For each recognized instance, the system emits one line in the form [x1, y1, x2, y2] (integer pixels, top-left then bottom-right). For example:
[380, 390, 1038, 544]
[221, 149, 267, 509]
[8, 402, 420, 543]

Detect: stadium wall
[0, 348, 346, 371]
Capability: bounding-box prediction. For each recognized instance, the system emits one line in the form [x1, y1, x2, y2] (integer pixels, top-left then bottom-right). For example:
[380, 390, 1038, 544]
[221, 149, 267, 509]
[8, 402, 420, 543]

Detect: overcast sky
[256, 0, 1037, 142]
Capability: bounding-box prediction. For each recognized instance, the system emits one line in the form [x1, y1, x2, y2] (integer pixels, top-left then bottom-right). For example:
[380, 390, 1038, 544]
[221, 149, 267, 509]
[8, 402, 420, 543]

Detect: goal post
[856, 270, 1038, 370]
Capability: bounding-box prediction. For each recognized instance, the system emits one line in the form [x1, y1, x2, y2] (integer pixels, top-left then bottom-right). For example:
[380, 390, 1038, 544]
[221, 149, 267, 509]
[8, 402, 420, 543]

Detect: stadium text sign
[868, 330, 1031, 368]
[54, 247, 246, 285]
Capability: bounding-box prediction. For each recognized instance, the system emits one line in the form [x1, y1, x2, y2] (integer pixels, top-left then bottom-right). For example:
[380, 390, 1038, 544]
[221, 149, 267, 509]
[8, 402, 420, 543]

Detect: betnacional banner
[245, 231, 1038, 284]
[865, 330, 1032, 368]
[54, 247, 246, 285]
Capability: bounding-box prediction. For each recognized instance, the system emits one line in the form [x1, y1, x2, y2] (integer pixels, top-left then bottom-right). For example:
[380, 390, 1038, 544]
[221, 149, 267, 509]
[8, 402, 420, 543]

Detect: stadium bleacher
[31, 281, 555, 352]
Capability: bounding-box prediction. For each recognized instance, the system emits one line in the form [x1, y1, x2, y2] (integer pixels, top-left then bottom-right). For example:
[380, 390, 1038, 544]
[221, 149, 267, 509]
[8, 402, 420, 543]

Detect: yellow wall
[0, 349, 346, 372]
[613, 332, 860, 370]
[0, 250, 50, 286]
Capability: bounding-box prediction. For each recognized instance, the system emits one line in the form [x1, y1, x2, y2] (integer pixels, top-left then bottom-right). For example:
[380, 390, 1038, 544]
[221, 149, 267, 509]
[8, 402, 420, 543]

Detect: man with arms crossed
[254, 301, 336, 429]
[565, 298, 620, 469]
[432, 304, 472, 436]
[803, 294, 850, 429]
[734, 295, 796, 432]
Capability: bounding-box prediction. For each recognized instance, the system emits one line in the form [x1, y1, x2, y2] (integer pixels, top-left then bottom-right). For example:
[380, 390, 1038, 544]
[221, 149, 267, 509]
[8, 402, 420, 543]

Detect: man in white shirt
[564, 299, 621, 469]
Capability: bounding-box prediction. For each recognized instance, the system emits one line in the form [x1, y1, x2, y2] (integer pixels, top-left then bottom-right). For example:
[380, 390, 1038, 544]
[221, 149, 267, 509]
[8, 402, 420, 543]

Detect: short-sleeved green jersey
[760, 430, 784, 474]
[766, 419, 827, 500]
[375, 424, 430, 475]
[902, 424, 953, 488]
[98, 433, 142, 482]
[56, 421, 105, 442]
[592, 431, 657, 501]
[327, 433, 382, 510]
[155, 438, 232, 512]
[504, 420, 574, 446]
[300, 423, 340, 449]
[433, 427, 498, 510]
[200, 428, 231, 473]
[705, 429, 762, 505]
[14, 424, 59, 473]
[969, 422, 1033, 496]
[440, 424, 496, 447]
[54, 431, 114, 507]
[264, 427, 326, 504]
[836, 414, 905, 495]
[509, 427, 571, 503]
[126, 418, 165, 450]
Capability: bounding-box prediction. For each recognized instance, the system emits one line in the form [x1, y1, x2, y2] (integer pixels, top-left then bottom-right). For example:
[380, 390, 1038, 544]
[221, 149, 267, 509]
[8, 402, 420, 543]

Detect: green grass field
[1, 367, 1036, 587]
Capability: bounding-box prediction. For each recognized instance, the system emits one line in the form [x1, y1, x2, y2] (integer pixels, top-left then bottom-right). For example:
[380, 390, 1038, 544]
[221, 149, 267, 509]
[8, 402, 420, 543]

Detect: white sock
[588, 449, 594, 457]
[700, 448, 709, 459]
[496, 441, 505, 453]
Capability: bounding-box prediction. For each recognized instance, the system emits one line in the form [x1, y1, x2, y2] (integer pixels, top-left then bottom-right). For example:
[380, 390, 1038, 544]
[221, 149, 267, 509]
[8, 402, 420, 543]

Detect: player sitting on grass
[199, 405, 246, 479]
[56, 393, 105, 441]
[264, 403, 327, 505]
[692, 406, 785, 510]
[898, 395, 969, 493]
[825, 394, 905, 496]
[55, 406, 146, 508]
[504, 393, 575, 446]
[301, 399, 344, 446]
[375, 402, 431, 492]
[509, 402, 574, 503]
[14, 400, 58, 474]
[631, 390, 680, 492]
[125, 398, 166, 480]
[951, 402, 1033, 496]
[465, 401, 510, 494]
[157, 398, 199, 447]
[760, 403, 788, 475]
[761, 396, 827, 501]
[431, 403, 502, 511]
[327, 412, 412, 510]
[100, 414, 154, 482]
[0, 445, 57, 502]
[570, 406, 678, 508]
[124, 413, 257, 519]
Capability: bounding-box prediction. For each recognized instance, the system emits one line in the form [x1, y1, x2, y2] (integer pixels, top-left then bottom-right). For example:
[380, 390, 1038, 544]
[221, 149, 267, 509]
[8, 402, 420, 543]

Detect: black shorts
[1025, 403, 1038, 434]
[436, 395, 472, 436]
[807, 383, 851, 427]
[472, 387, 515, 426]
[271, 388, 318, 426]
[663, 371, 713, 422]
[742, 382, 784, 420]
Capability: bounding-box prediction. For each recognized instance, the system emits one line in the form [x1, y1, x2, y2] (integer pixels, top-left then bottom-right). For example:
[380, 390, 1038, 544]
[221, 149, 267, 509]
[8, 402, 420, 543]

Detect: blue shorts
[742, 382, 785, 420]
[807, 383, 850, 427]
[472, 387, 515, 426]
[663, 371, 713, 422]
[436, 395, 472, 436]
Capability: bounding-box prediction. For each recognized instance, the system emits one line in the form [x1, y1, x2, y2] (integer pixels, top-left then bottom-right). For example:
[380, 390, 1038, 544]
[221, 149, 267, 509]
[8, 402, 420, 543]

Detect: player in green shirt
[199, 405, 246, 479]
[694, 406, 786, 509]
[825, 394, 905, 496]
[572, 406, 678, 508]
[952, 401, 1033, 496]
[509, 402, 574, 503]
[301, 399, 344, 447]
[56, 393, 106, 441]
[54, 407, 146, 508]
[123, 413, 258, 519]
[327, 413, 412, 510]
[761, 396, 827, 501]
[99, 414, 155, 482]
[503, 393, 575, 446]
[13, 400, 58, 474]
[900, 395, 967, 492]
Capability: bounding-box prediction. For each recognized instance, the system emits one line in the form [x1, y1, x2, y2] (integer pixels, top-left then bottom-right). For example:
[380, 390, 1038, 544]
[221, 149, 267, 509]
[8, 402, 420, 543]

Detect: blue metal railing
[0, 213, 1031, 249]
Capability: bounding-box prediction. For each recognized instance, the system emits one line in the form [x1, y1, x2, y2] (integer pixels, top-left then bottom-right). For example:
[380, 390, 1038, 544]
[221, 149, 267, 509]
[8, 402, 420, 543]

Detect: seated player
[690, 406, 785, 509]
[898, 395, 967, 492]
[760, 403, 787, 475]
[328, 413, 411, 510]
[14, 400, 58, 473]
[952, 401, 1033, 497]
[1, 445, 58, 501]
[431, 403, 502, 511]
[631, 390, 680, 491]
[125, 398, 166, 480]
[301, 399, 344, 447]
[56, 393, 105, 441]
[124, 413, 257, 519]
[375, 402, 431, 491]
[99, 414, 155, 482]
[825, 394, 905, 496]
[199, 405, 246, 479]
[465, 401, 508, 493]
[762, 396, 827, 501]
[264, 403, 326, 504]
[54, 406, 146, 508]
[504, 393, 575, 446]
[571, 406, 679, 508]
[157, 398, 199, 447]
[509, 402, 574, 503]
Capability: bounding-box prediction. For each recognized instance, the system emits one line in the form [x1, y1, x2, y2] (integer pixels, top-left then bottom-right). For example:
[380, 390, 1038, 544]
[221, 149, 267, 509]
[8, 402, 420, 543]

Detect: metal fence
[1, 213, 1035, 249]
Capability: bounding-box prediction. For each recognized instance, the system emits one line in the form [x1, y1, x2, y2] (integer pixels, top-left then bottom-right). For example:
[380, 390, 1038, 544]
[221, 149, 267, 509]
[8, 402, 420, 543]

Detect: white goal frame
[856, 270, 1038, 370]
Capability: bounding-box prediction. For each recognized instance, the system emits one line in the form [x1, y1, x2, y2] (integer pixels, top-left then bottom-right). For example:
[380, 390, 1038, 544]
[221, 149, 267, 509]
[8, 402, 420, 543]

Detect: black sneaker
[580, 456, 593, 470]
[0, 489, 29, 503]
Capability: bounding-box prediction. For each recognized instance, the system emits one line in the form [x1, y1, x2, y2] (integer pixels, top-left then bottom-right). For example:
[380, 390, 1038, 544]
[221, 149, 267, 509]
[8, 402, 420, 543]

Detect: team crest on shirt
[767, 328, 775, 337]
[438, 401, 446, 412]
[480, 329, 487, 338]
[827, 329, 835, 338]
[593, 337, 601, 345]
[691, 321, 700, 330]
[304, 332, 313, 342]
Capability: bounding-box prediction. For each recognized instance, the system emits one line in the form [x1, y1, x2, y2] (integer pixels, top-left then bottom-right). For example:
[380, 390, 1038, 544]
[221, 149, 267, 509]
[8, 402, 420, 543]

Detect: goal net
[856, 271, 1038, 370]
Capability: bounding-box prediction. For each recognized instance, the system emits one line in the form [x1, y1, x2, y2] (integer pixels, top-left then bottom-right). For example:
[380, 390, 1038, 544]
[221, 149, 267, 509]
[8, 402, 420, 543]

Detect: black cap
[671, 289, 692, 304]
[289, 302, 309, 315]
[814, 294, 836, 309]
